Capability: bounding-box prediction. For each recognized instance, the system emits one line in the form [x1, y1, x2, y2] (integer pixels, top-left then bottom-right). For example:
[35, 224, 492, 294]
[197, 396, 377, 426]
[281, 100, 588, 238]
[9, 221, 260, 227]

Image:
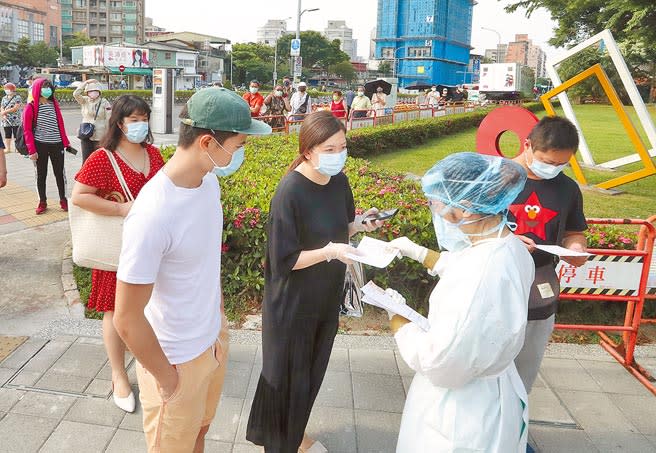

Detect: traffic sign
[293, 56, 302, 77]
[119, 65, 126, 73]
[290, 39, 301, 57]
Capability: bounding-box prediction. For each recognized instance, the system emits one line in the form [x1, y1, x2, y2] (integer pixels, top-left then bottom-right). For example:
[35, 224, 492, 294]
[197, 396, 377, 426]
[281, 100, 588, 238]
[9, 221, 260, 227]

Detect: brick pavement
[0, 332, 655, 453]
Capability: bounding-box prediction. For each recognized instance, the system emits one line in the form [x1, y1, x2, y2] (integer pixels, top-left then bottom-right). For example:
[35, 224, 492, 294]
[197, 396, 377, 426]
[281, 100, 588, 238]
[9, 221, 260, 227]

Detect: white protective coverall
[395, 234, 535, 452]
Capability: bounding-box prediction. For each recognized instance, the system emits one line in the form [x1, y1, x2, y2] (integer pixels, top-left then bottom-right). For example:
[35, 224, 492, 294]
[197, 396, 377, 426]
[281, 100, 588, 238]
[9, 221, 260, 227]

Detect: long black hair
[100, 95, 153, 151]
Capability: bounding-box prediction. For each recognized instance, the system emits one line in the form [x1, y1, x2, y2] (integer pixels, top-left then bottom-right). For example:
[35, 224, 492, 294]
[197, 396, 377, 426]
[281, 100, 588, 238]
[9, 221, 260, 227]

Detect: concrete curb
[61, 239, 86, 319]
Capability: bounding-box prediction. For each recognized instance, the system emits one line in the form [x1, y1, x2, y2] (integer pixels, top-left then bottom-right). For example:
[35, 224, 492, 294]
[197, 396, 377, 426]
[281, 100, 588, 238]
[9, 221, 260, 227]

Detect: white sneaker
[112, 385, 136, 413]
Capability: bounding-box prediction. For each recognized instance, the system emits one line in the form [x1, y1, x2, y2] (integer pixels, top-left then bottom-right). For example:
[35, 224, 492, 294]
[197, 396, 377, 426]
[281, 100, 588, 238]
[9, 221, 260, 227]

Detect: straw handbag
[69, 150, 134, 272]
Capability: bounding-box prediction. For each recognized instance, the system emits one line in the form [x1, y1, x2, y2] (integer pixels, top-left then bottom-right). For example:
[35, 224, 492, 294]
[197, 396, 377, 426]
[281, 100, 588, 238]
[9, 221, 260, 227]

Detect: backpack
[15, 103, 38, 156]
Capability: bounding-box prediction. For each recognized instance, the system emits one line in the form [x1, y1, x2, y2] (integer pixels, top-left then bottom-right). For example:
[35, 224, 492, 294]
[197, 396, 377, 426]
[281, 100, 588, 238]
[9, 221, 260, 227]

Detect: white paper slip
[535, 245, 592, 257]
[346, 236, 400, 268]
[361, 281, 431, 331]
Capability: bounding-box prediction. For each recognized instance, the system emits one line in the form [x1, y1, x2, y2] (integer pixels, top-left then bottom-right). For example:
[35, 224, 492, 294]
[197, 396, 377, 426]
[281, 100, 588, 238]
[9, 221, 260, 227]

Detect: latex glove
[385, 288, 406, 320]
[389, 237, 428, 263]
[354, 208, 384, 233]
[323, 242, 357, 265]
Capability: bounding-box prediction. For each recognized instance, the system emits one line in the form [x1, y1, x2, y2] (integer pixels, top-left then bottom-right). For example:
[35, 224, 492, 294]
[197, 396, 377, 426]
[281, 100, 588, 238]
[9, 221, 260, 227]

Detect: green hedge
[11, 88, 195, 104]
[346, 102, 546, 158]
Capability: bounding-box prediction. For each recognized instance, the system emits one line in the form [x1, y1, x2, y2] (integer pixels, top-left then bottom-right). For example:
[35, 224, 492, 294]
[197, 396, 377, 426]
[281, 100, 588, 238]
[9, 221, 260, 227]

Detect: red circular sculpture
[476, 106, 539, 157]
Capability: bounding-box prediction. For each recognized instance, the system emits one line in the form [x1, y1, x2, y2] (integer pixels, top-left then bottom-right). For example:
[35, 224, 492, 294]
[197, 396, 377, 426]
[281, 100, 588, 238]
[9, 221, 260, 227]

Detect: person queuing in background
[243, 80, 265, 118]
[509, 116, 587, 453]
[247, 111, 382, 453]
[389, 152, 534, 452]
[330, 89, 347, 119]
[1, 82, 23, 154]
[263, 85, 292, 129]
[282, 76, 294, 97]
[349, 85, 372, 119]
[344, 86, 356, 117]
[74, 79, 112, 163]
[71, 95, 165, 414]
[371, 87, 387, 115]
[114, 88, 271, 452]
[290, 81, 312, 121]
[426, 85, 441, 107]
[23, 78, 72, 215]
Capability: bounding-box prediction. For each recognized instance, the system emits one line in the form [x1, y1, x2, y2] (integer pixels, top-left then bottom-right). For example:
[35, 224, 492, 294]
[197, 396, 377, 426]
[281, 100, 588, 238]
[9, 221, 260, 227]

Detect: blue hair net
[421, 152, 527, 215]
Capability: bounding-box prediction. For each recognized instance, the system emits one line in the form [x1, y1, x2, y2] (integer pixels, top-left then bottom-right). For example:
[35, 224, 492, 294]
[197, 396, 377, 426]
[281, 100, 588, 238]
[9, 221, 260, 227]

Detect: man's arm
[114, 281, 178, 398]
[562, 231, 588, 267]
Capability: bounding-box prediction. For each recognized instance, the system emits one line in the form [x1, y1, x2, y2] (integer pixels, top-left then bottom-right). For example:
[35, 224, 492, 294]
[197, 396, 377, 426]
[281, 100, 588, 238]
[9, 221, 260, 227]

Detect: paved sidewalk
[0, 131, 178, 235]
[0, 325, 655, 453]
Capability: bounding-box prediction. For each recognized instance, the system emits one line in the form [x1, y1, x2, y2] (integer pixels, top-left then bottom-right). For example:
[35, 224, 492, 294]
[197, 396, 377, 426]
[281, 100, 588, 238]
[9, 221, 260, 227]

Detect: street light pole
[481, 27, 502, 62]
[294, 3, 319, 84]
[296, 0, 301, 40]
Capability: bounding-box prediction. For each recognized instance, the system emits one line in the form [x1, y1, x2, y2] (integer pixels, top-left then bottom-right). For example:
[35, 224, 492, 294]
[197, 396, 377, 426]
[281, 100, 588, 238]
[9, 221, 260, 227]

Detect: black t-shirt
[263, 170, 355, 330]
[508, 173, 587, 268]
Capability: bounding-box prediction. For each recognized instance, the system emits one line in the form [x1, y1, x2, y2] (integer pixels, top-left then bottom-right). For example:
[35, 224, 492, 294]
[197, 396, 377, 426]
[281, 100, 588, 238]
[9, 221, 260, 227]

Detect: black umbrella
[404, 83, 433, 91]
[364, 79, 392, 99]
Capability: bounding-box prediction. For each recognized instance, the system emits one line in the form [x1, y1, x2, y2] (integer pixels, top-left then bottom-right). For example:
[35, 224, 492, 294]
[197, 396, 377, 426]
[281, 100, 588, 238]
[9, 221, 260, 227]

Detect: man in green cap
[114, 88, 271, 452]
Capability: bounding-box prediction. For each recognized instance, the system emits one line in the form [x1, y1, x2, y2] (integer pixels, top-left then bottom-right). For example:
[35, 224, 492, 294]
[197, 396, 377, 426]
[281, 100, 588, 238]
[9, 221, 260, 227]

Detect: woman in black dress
[247, 111, 381, 453]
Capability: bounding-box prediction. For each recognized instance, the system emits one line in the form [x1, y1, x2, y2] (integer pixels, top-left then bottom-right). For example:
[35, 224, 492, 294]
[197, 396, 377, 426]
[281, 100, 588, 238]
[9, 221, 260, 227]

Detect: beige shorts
[136, 325, 230, 452]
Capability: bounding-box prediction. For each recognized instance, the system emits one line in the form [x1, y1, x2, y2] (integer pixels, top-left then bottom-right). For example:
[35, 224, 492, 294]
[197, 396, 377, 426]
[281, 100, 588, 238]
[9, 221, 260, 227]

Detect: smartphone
[362, 208, 399, 224]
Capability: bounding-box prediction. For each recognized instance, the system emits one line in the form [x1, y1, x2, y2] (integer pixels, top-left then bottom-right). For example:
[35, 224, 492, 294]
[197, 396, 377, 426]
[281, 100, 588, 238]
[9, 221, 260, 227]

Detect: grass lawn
[369, 104, 656, 219]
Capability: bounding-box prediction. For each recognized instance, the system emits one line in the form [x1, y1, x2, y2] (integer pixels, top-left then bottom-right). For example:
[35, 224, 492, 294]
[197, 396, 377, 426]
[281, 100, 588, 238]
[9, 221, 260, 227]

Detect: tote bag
[69, 150, 134, 271]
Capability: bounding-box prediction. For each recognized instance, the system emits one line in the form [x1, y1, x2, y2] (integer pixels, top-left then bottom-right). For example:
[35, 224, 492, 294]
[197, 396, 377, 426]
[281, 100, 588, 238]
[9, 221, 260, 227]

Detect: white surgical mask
[526, 150, 567, 180]
[275, 90, 283, 97]
[249, 87, 259, 94]
[87, 91, 100, 99]
[357, 91, 364, 96]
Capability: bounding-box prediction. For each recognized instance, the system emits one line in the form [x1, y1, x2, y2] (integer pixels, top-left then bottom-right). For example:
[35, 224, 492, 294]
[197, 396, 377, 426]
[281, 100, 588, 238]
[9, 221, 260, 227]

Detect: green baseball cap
[181, 87, 272, 135]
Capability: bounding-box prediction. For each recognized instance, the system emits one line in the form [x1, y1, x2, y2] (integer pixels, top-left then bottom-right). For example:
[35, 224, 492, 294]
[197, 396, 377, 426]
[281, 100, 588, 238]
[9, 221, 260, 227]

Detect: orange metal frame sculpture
[540, 64, 656, 190]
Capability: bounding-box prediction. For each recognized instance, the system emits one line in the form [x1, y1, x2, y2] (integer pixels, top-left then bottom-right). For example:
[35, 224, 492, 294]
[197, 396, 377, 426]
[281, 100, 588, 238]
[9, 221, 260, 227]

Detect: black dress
[247, 170, 355, 453]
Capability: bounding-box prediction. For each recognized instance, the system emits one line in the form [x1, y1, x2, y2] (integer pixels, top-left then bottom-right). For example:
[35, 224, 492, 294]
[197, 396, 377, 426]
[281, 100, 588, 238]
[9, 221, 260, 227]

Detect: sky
[146, 0, 564, 61]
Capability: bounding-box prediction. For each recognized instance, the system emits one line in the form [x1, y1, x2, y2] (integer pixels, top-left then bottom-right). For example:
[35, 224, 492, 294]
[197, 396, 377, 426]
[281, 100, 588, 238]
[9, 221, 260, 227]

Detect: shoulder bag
[15, 103, 35, 156]
[77, 101, 102, 140]
[69, 150, 135, 272]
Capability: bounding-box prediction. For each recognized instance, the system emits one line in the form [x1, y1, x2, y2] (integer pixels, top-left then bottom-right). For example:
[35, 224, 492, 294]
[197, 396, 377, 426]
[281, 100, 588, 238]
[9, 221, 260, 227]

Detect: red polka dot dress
[74, 145, 165, 312]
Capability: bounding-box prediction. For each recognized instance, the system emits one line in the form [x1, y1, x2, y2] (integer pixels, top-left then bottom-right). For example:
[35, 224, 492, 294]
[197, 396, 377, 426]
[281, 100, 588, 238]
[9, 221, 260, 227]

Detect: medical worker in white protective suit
[388, 152, 535, 452]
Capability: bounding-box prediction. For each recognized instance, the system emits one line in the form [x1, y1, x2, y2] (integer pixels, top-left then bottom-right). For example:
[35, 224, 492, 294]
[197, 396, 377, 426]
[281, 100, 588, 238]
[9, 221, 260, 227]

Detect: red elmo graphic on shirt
[509, 192, 558, 240]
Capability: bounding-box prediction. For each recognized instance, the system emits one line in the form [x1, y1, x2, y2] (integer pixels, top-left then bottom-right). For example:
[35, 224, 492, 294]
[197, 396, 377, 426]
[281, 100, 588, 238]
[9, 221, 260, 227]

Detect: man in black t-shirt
[509, 116, 588, 396]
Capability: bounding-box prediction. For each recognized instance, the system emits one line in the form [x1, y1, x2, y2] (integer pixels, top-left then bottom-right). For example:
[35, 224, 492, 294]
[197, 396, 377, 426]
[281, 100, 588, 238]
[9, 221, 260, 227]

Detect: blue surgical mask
[526, 150, 567, 180]
[41, 87, 53, 99]
[123, 121, 149, 144]
[207, 139, 245, 177]
[314, 149, 347, 176]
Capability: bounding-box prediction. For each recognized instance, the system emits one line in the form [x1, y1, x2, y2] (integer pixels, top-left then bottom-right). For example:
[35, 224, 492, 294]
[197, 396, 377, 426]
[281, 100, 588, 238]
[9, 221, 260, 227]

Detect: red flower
[221, 244, 230, 253]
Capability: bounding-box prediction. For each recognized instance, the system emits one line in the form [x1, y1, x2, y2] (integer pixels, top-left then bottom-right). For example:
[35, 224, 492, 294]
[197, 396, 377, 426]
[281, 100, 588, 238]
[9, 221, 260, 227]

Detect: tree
[62, 32, 96, 61]
[2, 37, 59, 77]
[29, 42, 59, 68]
[231, 42, 275, 86]
[276, 31, 350, 70]
[378, 61, 392, 77]
[505, 0, 656, 100]
[330, 61, 356, 83]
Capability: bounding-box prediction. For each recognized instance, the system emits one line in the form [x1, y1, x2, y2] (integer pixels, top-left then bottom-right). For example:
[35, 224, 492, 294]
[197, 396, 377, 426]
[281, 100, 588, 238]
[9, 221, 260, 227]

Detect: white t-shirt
[117, 170, 223, 364]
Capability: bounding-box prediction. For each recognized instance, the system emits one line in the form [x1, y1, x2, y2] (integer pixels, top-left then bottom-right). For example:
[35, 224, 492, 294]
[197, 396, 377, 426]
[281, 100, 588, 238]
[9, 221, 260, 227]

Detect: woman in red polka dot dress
[71, 95, 164, 413]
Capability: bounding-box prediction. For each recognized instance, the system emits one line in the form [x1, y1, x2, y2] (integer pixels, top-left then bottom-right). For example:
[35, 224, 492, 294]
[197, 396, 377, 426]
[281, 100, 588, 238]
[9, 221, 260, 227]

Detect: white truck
[479, 63, 532, 100]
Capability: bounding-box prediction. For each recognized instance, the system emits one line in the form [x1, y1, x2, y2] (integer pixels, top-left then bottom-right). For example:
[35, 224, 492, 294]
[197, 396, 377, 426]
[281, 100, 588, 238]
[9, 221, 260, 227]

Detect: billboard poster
[82, 45, 151, 68]
[479, 63, 518, 92]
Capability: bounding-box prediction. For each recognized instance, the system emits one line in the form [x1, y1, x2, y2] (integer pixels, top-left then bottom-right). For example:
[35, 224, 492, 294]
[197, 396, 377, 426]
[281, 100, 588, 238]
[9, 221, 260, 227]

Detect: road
[59, 104, 184, 144]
